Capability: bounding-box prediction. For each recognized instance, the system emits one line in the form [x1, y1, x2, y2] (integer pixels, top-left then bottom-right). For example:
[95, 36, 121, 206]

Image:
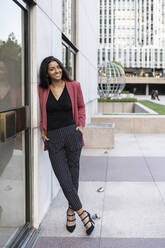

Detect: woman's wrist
[76, 126, 84, 134]
[41, 130, 46, 140]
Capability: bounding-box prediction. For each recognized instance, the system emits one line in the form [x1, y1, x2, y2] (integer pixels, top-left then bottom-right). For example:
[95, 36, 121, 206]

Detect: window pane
[62, 0, 76, 44]
[62, 44, 67, 68]
[62, 43, 76, 80]
[0, 1, 26, 246]
[68, 50, 75, 79]
[0, 2, 24, 112]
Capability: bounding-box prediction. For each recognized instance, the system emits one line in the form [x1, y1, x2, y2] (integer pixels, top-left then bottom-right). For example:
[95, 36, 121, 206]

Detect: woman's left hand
[76, 126, 84, 134]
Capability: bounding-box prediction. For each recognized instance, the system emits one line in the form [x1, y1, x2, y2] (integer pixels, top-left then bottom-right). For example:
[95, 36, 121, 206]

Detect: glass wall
[0, 1, 26, 246]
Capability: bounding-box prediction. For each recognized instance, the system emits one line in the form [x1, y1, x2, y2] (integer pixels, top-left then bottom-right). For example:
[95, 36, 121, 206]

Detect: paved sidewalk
[34, 134, 165, 248]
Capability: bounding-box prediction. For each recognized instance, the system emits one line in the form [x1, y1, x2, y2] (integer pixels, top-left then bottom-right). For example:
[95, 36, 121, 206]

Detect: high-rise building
[98, 0, 165, 78]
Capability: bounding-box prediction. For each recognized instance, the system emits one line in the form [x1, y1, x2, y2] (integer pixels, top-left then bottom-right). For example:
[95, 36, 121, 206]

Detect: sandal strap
[67, 208, 75, 216]
[84, 220, 90, 227]
[67, 213, 75, 216]
[78, 210, 85, 217]
[67, 218, 76, 222]
[81, 214, 89, 222]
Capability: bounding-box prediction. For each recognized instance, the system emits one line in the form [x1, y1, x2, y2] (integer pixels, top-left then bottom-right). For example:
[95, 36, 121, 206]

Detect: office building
[98, 0, 165, 94]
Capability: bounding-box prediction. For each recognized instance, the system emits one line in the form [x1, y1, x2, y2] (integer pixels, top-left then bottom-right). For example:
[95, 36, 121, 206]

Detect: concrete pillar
[146, 84, 149, 96]
[163, 69, 165, 77]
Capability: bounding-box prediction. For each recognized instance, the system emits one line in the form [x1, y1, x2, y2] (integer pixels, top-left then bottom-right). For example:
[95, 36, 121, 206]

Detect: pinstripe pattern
[45, 124, 83, 211]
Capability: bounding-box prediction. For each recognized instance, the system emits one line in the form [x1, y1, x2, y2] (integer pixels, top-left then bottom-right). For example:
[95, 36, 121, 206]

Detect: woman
[38, 56, 95, 235]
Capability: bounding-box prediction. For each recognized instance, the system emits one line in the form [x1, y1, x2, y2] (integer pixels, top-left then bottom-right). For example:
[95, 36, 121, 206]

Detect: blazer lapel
[66, 81, 75, 118]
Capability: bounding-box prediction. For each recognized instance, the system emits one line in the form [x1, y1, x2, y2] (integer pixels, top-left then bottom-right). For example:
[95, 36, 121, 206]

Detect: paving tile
[61, 237, 100, 248]
[80, 156, 108, 181]
[107, 157, 153, 181]
[135, 134, 165, 142]
[145, 157, 165, 181]
[82, 148, 111, 157]
[51, 189, 67, 208]
[109, 136, 142, 157]
[100, 238, 165, 248]
[102, 182, 165, 237]
[142, 150, 165, 157]
[155, 182, 165, 204]
[34, 237, 62, 248]
[135, 135, 165, 157]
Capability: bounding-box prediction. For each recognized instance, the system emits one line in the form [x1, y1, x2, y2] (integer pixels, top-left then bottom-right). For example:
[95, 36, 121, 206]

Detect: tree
[0, 32, 22, 88]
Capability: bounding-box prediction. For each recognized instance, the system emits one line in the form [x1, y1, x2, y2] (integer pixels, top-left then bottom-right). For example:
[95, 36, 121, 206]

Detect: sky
[0, 0, 22, 44]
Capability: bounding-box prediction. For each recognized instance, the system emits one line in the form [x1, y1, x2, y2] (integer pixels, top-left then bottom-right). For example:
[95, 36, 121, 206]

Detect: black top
[46, 84, 75, 131]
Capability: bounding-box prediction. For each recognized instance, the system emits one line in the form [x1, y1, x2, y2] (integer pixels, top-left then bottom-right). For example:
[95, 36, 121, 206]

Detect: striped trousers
[45, 124, 83, 211]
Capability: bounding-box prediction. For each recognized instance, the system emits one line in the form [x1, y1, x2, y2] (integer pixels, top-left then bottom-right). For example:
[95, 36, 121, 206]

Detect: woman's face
[47, 61, 62, 81]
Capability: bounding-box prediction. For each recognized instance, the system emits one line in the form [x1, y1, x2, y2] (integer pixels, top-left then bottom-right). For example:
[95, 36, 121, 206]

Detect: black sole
[86, 224, 95, 235]
[66, 224, 76, 233]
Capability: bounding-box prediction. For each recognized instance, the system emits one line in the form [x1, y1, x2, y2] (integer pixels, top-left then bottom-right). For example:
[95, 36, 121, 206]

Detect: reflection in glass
[62, 43, 75, 80]
[0, 0, 25, 246]
[0, 33, 23, 112]
[0, 8, 24, 112]
[62, 44, 67, 69]
[62, 0, 76, 43]
[68, 49, 75, 79]
[0, 132, 25, 246]
[62, 0, 72, 40]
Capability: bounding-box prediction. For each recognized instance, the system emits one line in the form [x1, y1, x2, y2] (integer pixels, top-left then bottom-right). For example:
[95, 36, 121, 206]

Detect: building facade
[0, 0, 98, 247]
[98, 0, 165, 94]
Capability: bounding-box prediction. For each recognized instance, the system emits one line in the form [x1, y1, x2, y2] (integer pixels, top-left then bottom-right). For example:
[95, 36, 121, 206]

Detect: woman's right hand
[41, 131, 49, 142]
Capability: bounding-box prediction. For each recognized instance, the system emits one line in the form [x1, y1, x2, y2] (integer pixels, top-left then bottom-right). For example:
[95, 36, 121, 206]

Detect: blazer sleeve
[77, 83, 86, 127]
[38, 86, 44, 131]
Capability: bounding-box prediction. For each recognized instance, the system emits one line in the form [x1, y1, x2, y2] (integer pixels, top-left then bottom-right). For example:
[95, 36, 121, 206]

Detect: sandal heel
[79, 210, 95, 235]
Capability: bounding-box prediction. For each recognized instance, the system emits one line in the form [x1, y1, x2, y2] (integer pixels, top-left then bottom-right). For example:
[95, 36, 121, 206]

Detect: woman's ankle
[67, 208, 74, 215]
[77, 208, 84, 216]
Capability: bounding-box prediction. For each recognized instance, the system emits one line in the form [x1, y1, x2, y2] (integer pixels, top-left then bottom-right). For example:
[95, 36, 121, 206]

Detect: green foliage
[121, 90, 130, 94]
[148, 72, 154, 77]
[139, 100, 165, 115]
[98, 98, 138, 102]
[0, 32, 21, 60]
[0, 32, 22, 88]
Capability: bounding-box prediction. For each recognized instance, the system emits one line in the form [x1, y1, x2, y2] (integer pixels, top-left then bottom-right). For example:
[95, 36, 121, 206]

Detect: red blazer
[38, 81, 86, 150]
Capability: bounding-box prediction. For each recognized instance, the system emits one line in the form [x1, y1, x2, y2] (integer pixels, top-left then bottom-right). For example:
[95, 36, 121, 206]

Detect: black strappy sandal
[79, 210, 95, 235]
[66, 208, 76, 233]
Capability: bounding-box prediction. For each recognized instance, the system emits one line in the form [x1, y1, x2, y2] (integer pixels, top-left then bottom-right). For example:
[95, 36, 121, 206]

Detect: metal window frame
[13, 0, 36, 9]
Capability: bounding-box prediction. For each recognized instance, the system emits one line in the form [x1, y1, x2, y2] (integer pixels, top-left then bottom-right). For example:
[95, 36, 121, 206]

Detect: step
[84, 123, 115, 149]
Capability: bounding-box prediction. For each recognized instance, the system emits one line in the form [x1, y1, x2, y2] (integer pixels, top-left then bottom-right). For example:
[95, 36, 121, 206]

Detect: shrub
[149, 72, 154, 77]
[98, 98, 138, 102]
[121, 91, 130, 94]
